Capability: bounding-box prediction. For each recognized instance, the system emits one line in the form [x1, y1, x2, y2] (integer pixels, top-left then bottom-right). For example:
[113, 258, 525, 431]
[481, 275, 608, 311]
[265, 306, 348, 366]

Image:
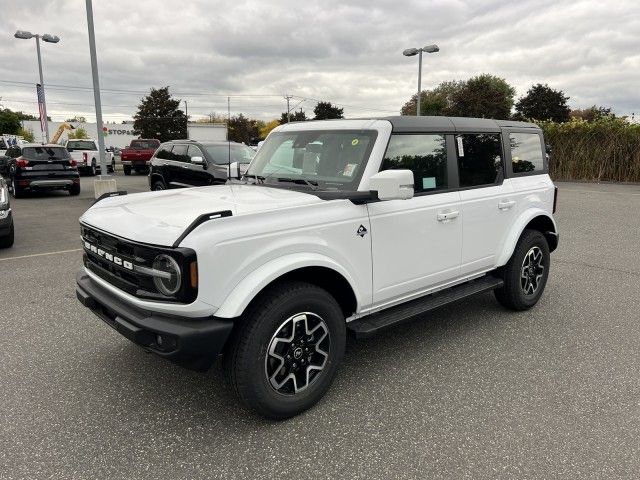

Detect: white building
[21, 120, 227, 148]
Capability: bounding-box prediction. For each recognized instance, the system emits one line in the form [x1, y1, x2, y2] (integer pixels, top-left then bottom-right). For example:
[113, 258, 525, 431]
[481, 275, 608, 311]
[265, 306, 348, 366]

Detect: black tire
[123, 165, 131, 176]
[223, 281, 346, 419]
[494, 229, 550, 311]
[108, 160, 115, 173]
[90, 160, 97, 176]
[152, 180, 166, 191]
[0, 221, 14, 248]
[69, 183, 81, 196]
[11, 177, 24, 199]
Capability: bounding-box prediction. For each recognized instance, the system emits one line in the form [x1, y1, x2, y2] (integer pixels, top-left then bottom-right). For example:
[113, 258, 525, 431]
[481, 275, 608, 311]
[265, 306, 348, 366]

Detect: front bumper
[76, 271, 234, 371]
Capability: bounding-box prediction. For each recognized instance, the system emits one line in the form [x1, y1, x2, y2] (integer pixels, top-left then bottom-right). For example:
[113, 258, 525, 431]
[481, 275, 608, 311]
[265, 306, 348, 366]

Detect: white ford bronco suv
[76, 116, 558, 419]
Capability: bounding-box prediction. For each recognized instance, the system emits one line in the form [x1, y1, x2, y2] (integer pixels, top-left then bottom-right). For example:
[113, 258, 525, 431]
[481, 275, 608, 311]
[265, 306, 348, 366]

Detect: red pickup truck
[120, 139, 160, 175]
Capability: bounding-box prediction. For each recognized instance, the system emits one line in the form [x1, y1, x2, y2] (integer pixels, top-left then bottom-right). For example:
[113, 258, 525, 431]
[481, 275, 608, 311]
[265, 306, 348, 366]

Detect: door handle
[437, 210, 459, 222]
[498, 200, 516, 210]
[181, 165, 189, 168]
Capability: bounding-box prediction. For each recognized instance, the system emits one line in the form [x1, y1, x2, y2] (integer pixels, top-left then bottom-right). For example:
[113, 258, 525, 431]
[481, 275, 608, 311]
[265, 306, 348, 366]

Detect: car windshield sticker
[457, 136, 464, 157]
[343, 163, 357, 177]
[422, 177, 436, 189]
[351, 138, 359, 146]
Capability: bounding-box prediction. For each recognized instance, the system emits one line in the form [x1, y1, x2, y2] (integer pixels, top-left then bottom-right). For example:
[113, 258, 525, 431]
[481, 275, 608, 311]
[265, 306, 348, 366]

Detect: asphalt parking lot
[1, 177, 639, 479]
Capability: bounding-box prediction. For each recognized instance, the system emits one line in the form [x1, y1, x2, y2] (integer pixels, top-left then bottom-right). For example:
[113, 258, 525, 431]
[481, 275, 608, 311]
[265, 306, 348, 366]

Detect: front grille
[80, 224, 196, 303]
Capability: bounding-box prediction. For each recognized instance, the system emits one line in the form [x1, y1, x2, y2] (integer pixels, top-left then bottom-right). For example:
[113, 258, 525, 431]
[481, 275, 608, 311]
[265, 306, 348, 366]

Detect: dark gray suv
[148, 140, 255, 190]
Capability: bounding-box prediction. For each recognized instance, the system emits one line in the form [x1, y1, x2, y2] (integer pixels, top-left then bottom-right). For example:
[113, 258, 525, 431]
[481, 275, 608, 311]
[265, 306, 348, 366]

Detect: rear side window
[456, 134, 503, 187]
[22, 146, 70, 160]
[382, 134, 447, 193]
[509, 133, 545, 174]
[171, 144, 189, 162]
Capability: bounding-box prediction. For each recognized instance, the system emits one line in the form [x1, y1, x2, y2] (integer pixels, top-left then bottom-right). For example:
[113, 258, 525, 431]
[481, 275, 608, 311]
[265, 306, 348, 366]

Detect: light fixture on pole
[403, 44, 439, 116]
[14, 30, 60, 143]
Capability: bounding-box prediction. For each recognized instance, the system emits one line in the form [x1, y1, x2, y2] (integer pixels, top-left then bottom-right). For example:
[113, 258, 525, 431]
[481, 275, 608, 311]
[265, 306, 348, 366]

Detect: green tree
[14, 111, 40, 121]
[228, 114, 260, 144]
[313, 101, 344, 120]
[448, 74, 516, 119]
[65, 116, 87, 123]
[279, 109, 307, 123]
[0, 108, 21, 135]
[68, 127, 89, 139]
[515, 84, 571, 122]
[570, 105, 615, 122]
[401, 81, 463, 116]
[260, 119, 280, 138]
[133, 87, 186, 141]
[17, 127, 34, 142]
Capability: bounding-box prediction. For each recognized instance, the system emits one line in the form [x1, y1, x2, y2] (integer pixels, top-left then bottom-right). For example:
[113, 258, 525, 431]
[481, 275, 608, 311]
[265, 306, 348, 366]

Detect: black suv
[148, 140, 255, 190]
[6, 144, 80, 198]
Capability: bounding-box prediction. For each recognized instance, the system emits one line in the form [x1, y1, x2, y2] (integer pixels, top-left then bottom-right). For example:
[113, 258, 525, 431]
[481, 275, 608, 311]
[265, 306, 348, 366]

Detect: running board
[347, 276, 504, 338]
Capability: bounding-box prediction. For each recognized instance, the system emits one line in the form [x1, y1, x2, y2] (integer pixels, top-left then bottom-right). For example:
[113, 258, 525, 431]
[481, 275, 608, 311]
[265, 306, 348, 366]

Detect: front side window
[381, 134, 447, 193]
[247, 130, 377, 191]
[509, 133, 545, 174]
[456, 134, 503, 187]
[187, 145, 204, 161]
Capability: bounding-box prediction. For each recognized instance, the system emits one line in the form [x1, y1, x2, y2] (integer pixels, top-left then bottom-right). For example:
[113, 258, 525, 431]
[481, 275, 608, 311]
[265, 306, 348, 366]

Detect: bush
[538, 117, 640, 182]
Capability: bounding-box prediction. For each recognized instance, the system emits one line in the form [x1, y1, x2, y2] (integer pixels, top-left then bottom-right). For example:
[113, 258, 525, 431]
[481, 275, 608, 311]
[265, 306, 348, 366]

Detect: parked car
[0, 177, 14, 248]
[64, 139, 114, 175]
[121, 139, 160, 175]
[76, 116, 558, 419]
[7, 144, 80, 197]
[148, 140, 255, 190]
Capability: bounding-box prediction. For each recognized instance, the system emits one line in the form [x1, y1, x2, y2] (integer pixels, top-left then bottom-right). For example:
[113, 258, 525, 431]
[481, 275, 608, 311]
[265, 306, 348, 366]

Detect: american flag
[36, 84, 46, 138]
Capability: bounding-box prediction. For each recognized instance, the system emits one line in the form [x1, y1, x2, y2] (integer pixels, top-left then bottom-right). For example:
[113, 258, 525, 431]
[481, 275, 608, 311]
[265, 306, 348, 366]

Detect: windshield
[204, 144, 255, 164]
[66, 140, 96, 150]
[22, 146, 70, 160]
[130, 140, 160, 149]
[246, 130, 377, 191]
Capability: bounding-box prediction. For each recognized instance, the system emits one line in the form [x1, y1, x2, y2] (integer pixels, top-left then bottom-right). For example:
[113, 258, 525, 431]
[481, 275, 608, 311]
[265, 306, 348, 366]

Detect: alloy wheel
[265, 312, 330, 395]
[521, 246, 545, 295]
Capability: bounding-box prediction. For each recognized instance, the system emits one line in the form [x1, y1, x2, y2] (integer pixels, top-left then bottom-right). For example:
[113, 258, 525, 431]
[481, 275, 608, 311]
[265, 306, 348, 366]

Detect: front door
[368, 133, 462, 308]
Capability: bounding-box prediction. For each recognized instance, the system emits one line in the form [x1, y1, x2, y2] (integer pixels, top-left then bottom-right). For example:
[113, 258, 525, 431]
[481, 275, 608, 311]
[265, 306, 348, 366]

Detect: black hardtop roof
[382, 116, 538, 133]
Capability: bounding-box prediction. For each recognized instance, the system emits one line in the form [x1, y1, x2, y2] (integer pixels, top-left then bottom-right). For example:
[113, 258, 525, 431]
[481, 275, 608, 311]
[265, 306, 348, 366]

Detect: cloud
[1, 0, 638, 122]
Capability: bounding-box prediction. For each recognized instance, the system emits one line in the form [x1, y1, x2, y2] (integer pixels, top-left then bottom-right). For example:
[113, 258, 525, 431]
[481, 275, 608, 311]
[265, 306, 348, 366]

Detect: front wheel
[11, 177, 24, 199]
[223, 281, 346, 419]
[0, 221, 14, 248]
[494, 229, 550, 311]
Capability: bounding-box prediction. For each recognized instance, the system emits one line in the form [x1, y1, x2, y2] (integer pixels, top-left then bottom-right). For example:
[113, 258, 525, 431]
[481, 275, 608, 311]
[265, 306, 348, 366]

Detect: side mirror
[369, 170, 414, 200]
[228, 161, 241, 180]
[191, 156, 205, 165]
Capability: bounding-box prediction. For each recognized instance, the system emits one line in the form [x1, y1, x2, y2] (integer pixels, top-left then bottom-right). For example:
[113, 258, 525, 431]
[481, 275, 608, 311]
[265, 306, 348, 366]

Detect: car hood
[80, 184, 323, 246]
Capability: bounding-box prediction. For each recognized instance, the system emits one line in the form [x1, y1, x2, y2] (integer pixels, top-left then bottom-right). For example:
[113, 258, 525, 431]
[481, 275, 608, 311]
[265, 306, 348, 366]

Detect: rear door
[166, 144, 191, 187]
[368, 133, 462, 307]
[455, 133, 517, 275]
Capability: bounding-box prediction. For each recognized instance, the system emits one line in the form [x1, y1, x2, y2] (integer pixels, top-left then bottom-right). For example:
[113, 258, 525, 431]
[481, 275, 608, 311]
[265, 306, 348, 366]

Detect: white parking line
[0, 248, 82, 262]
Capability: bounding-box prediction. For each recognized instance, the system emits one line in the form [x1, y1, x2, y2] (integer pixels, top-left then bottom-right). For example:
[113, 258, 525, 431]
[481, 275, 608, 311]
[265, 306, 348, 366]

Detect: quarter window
[456, 134, 503, 187]
[381, 134, 447, 193]
[509, 133, 545, 174]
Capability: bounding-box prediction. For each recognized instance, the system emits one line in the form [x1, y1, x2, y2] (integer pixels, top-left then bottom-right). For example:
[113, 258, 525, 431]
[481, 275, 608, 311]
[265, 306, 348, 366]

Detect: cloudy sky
[1, 0, 638, 123]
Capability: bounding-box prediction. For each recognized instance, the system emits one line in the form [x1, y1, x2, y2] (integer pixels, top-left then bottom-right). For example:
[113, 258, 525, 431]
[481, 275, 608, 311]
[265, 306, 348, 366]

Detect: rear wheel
[223, 281, 346, 419]
[69, 183, 80, 196]
[11, 177, 24, 199]
[152, 180, 166, 191]
[494, 229, 550, 311]
[108, 160, 115, 173]
[90, 160, 97, 176]
[123, 165, 131, 176]
[0, 221, 14, 248]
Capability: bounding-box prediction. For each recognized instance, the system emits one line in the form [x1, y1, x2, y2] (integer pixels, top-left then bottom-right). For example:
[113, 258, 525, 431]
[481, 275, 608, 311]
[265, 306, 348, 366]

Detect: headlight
[152, 254, 182, 296]
[0, 185, 7, 207]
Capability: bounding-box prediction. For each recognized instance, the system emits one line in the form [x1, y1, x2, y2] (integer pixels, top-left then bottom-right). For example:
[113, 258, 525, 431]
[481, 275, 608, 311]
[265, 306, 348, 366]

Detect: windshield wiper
[242, 173, 265, 184]
[276, 177, 318, 190]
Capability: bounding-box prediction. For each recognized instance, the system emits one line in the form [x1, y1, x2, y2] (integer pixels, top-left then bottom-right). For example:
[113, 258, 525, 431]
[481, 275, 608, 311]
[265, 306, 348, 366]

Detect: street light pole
[33, 35, 50, 142]
[403, 44, 439, 117]
[85, 0, 107, 177]
[15, 30, 59, 142]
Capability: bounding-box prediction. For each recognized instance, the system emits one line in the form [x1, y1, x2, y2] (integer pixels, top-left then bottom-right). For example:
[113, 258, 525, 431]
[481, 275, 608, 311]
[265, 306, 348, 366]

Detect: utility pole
[285, 94, 292, 123]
